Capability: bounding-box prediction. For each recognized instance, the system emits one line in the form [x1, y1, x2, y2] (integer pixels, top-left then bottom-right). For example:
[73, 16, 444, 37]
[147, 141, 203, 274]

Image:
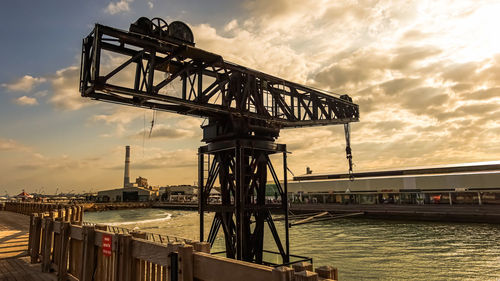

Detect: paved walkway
[0, 211, 29, 259]
[0, 256, 56, 281]
[0, 211, 56, 281]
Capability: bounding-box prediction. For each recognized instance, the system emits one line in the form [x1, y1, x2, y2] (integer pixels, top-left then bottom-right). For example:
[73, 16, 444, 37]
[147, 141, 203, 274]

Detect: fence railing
[8, 202, 339, 280]
[4, 202, 83, 224]
[81, 222, 193, 244]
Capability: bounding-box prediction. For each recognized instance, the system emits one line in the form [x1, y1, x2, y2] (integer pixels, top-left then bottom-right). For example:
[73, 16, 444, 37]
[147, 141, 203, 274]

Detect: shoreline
[82, 202, 153, 212]
[150, 202, 500, 224]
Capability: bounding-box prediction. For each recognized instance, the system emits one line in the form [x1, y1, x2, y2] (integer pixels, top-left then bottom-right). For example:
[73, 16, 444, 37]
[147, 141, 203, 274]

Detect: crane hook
[344, 123, 355, 181]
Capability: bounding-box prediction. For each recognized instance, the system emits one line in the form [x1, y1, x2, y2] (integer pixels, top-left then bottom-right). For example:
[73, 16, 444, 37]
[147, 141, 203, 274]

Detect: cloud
[13, 96, 38, 106]
[107, 148, 198, 170]
[460, 87, 500, 101]
[92, 107, 145, 136]
[0, 138, 30, 152]
[15, 153, 104, 173]
[5, 0, 500, 190]
[147, 1, 153, 9]
[1, 75, 46, 92]
[104, 0, 133, 15]
[130, 124, 195, 140]
[49, 66, 94, 110]
[390, 46, 442, 70]
[193, 24, 311, 83]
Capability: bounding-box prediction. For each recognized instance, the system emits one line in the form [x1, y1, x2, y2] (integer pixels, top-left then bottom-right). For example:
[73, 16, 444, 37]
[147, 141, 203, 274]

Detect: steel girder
[80, 24, 359, 130]
[198, 140, 290, 264]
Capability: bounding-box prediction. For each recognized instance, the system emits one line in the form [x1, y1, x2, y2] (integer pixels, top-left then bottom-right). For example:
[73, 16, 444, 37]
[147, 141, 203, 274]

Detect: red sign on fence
[102, 234, 112, 256]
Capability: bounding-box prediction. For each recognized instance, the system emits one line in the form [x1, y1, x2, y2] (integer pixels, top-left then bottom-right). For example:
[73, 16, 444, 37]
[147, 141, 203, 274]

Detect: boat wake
[106, 213, 172, 226]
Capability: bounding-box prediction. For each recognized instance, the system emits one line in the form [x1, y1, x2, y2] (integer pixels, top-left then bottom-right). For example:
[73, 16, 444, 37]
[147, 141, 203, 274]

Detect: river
[84, 208, 500, 280]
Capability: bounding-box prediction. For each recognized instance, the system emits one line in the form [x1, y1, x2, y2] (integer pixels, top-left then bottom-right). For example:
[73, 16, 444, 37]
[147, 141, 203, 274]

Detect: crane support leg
[198, 139, 289, 264]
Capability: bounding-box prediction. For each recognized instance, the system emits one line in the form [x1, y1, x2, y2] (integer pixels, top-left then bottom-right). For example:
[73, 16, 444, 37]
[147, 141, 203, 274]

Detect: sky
[1, 0, 500, 195]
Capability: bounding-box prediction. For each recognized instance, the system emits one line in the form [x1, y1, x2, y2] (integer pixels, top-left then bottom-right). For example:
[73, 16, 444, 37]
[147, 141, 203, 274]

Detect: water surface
[84, 209, 500, 280]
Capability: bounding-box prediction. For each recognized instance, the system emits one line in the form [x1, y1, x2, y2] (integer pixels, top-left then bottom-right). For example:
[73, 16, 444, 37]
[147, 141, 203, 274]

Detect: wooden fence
[4, 202, 83, 224]
[9, 202, 339, 281]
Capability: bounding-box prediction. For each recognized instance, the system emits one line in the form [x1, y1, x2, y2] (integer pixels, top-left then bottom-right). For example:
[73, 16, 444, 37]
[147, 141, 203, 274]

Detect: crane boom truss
[80, 24, 359, 128]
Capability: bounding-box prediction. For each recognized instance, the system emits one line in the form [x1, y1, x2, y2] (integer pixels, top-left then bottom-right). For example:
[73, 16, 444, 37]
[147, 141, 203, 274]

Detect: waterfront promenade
[0, 211, 56, 280]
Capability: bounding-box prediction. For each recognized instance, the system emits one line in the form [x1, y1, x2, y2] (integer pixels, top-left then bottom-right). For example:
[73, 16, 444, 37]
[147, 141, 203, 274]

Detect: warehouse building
[288, 161, 500, 205]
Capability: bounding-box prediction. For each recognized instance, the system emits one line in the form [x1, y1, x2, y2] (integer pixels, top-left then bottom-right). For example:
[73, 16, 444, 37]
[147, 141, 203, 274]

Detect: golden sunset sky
[1, 0, 499, 194]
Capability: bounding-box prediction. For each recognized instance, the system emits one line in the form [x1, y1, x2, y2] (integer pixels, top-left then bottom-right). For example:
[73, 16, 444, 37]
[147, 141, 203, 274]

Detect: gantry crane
[80, 17, 359, 265]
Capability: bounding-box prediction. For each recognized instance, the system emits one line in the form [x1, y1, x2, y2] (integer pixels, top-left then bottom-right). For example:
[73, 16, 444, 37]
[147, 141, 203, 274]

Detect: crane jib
[80, 23, 359, 130]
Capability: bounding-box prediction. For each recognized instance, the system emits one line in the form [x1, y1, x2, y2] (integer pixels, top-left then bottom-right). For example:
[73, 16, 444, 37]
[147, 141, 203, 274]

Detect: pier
[1, 202, 339, 281]
[0, 211, 56, 280]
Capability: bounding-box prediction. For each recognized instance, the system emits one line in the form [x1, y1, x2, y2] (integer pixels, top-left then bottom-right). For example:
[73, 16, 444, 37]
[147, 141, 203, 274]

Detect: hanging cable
[149, 109, 157, 138]
[344, 123, 355, 181]
[142, 111, 146, 158]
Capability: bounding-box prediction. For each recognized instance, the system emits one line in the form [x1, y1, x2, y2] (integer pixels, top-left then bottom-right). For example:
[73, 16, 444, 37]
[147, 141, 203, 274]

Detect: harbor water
[84, 209, 500, 280]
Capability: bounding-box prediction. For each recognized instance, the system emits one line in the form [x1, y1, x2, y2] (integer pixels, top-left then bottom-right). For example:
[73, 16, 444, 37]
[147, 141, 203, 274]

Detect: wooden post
[294, 270, 318, 281]
[28, 214, 34, 258]
[65, 207, 72, 223]
[78, 205, 84, 225]
[193, 242, 211, 253]
[292, 261, 313, 272]
[42, 217, 54, 272]
[112, 233, 119, 281]
[95, 224, 108, 231]
[58, 221, 71, 281]
[52, 218, 62, 269]
[118, 234, 132, 281]
[130, 231, 147, 281]
[72, 206, 77, 223]
[178, 244, 193, 281]
[272, 266, 294, 281]
[30, 214, 42, 263]
[81, 225, 96, 281]
[130, 230, 147, 239]
[315, 265, 338, 280]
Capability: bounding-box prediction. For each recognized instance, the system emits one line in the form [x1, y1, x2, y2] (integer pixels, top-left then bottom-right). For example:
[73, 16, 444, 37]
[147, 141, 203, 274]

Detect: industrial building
[160, 185, 197, 202]
[97, 146, 159, 202]
[97, 186, 159, 202]
[289, 161, 500, 205]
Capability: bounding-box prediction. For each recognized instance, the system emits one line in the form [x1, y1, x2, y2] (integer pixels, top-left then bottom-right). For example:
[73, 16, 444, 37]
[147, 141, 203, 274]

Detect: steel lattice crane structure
[80, 17, 359, 265]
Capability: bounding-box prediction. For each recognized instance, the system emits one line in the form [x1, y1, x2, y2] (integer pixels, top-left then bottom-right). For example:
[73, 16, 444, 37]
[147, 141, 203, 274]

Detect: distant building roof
[293, 161, 500, 181]
[16, 191, 33, 198]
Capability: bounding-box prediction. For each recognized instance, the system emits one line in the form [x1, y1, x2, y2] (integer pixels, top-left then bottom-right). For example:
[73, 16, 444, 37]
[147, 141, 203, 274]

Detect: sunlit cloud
[104, 0, 133, 15]
[129, 124, 196, 140]
[0, 138, 31, 152]
[13, 96, 38, 106]
[49, 66, 95, 110]
[2, 75, 46, 92]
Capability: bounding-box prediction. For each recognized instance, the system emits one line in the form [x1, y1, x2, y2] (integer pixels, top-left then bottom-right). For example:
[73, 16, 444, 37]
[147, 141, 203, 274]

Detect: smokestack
[124, 145, 130, 188]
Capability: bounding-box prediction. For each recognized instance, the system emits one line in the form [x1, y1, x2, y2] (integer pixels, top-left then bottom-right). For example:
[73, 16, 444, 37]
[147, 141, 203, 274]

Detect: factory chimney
[124, 145, 130, 188]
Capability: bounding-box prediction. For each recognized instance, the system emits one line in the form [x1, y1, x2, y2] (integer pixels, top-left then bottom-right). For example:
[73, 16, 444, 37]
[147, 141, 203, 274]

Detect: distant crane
[80, 17, 359, 265]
